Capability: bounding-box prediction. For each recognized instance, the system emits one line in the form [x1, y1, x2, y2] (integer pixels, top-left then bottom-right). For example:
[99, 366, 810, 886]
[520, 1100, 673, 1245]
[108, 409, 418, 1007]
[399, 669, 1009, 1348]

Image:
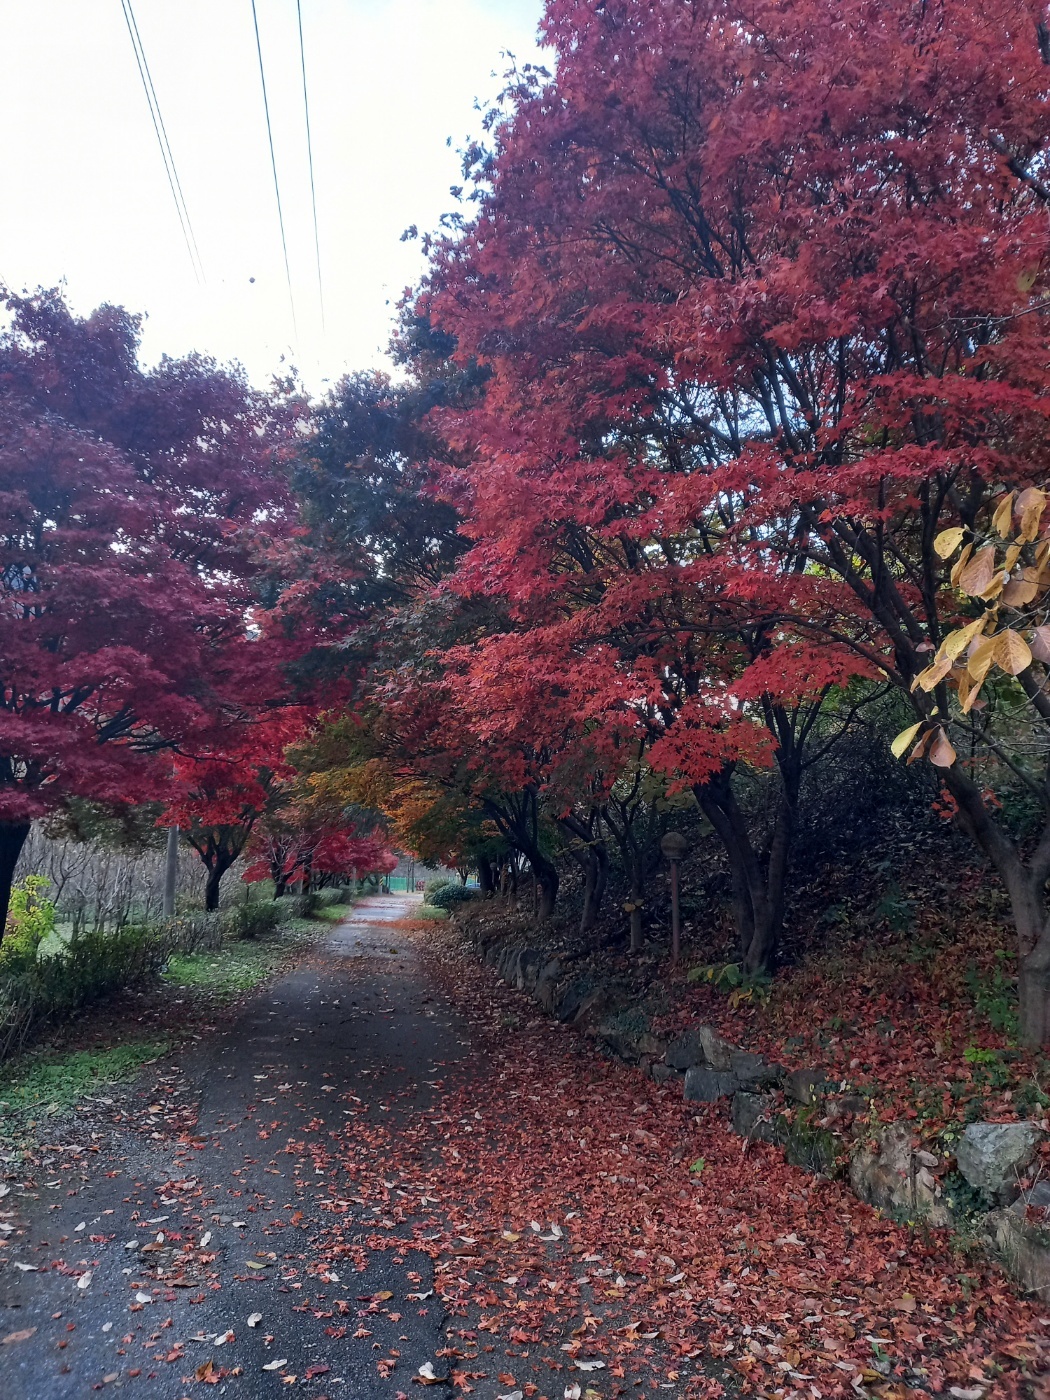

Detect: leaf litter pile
[294, 921, 1046, 1399]
[3, 914, 1046, 1399]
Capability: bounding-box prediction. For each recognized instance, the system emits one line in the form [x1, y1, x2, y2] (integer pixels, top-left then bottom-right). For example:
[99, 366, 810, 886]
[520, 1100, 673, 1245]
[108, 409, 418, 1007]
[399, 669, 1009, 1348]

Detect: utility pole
[163, 826, 178, 918]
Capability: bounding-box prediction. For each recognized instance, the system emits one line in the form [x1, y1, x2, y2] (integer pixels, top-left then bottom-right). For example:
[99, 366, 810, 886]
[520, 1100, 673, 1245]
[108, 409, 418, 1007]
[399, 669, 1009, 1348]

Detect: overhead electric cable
[250, 0, 298, 340]
[296, 0, 325, 329]
[119, 0, 204, 282]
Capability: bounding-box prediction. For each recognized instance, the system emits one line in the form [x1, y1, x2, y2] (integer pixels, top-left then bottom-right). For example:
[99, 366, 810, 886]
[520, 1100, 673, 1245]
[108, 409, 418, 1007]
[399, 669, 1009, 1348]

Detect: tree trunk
[477, 859, 495, 896]
[695, 766, 795, 975]
[0, 821, 31, 935]
[581, 839, 608, 935]
[205, 865, 224, 912]
[944, 762, 1050, 1047]
[532, 855, 560, 921]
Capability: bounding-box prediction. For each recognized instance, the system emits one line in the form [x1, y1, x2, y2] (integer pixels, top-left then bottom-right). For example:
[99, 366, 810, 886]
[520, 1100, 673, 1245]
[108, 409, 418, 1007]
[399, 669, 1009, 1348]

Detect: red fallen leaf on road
[2, 1328, 36, 1344]
[305, 1364, 330, 1379]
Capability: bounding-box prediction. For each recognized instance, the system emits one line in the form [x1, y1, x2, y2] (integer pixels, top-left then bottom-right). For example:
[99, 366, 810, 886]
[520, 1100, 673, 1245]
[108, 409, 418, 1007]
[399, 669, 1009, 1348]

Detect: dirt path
[5, 897, 1041, 1398]
[0, 895, 469, 1399]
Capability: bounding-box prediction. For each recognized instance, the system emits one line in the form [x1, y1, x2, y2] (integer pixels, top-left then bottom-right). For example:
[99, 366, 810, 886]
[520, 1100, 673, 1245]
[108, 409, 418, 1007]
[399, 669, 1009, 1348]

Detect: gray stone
[571, 986, 612, 1027]
[731, 1091, 775, 1140]
[650, 1063, 679, 1085]
[1011, 1179, 1050, 1222]
[956, 1122, 1043, 1205]
[985, 1207, 1050, 1294]
[516, 948, 546, 993]
[784, 1068, 827, 1105]
[533, 960, 562, 1012]
[849, 1121, 950, 1226]
[554, 979, 592, 1022]
[730, 1051, 783, 1089]
[697, 1024, 735, 1071]
[824, 1093, 869, 1124]
[665, 1031, 706, 1071]
[683, 1067, 739, 1103]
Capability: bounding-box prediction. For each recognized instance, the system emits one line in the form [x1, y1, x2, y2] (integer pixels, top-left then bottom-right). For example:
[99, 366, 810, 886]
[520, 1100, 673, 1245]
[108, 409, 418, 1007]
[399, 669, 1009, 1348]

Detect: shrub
[424, 876, 454, 899]
[428, 883, 478, 911]
[417, 905, 450, 921]
[283, 890, 320, 919]
[227, 902, 282, 941]
[0, 876, 57, 974]
[0, 923, 171, 1061]
[315, 887, 352, 908]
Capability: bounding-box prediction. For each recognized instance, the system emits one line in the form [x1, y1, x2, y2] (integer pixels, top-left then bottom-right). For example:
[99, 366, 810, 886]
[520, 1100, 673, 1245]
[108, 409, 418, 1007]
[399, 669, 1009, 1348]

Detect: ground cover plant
[0, 1040, 170, 1118]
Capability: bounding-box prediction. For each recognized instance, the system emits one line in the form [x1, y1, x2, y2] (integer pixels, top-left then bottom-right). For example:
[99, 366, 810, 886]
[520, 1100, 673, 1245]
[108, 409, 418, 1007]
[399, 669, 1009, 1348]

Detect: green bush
[428, 883, 478, 911]
[0, 923, 171, 1061]
[424, 876, 454, 899]
[0, 876, 57, 974]
[315, 887, 352, 908]
[417, 905, 450, 921]
[227, 902, 282, 941]
[281, 890, 320, 919]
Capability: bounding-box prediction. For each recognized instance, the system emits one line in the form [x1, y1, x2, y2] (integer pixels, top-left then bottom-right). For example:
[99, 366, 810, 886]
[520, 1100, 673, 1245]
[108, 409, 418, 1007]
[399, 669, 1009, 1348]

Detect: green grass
[312, 905, 349, 924]
[164, 942, 283, 999]
[0, 1041, 169, 1116]
[162, 923, 316, 1002]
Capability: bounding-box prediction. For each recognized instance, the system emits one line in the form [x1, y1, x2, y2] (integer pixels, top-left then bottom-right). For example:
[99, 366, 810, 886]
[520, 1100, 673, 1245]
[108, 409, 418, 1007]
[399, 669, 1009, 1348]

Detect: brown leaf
[928, 728, 957, 767]
[957, 545, 997, 597]
[1031, 625, 1050, 664]
[1, 1328, 36, 1345]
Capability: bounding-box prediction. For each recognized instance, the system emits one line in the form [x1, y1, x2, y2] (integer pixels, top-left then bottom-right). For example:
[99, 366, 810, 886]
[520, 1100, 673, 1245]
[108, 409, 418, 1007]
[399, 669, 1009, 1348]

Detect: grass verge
[0, 1040, 169, 1117]
[162, 920, 317, 1003]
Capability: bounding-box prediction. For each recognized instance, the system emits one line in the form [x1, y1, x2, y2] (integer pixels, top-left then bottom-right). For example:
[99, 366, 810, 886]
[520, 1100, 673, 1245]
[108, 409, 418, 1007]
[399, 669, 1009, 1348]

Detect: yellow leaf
[913, 654, 953, 692]
[993, 492, 1016, 537]
[1017, 266, 1039, 292]
[933, 526, 965, 559]
[994, 628, 1032, 675]
[967, 635, 998, 683]
[957, 545, 997, 597]
[939, 616, 986, 663]
[959, 674, 985, 714]
[929, 729, 957, 767]
[1018, 487, 1047, 543]
[1004, 542, 1023, 573]
[891, 722, 923, 759]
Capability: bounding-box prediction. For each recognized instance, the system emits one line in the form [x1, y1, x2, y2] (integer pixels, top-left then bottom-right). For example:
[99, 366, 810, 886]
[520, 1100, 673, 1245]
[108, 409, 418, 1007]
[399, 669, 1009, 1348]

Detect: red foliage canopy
[0, 291, 295, 919]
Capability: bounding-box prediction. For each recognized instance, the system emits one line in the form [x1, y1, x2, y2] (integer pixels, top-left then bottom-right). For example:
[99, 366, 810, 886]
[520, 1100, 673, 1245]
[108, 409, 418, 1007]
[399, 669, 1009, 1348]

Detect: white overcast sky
[0, 0, 545, 392]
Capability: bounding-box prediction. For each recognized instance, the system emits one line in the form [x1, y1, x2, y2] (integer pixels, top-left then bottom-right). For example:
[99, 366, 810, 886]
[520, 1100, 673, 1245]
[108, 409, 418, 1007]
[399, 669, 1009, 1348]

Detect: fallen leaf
[1, 1328, 36, 1344]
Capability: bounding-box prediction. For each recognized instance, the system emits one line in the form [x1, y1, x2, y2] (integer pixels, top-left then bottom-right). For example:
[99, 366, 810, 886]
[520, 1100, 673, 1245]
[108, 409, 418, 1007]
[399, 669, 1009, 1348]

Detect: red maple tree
[413, 0, 1050, 1040]
[0, 291, 295, 929]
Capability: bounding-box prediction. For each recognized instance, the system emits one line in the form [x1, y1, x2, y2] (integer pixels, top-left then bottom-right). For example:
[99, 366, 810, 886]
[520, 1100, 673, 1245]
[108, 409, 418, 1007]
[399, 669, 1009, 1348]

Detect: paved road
[0, 895, 469, 1399]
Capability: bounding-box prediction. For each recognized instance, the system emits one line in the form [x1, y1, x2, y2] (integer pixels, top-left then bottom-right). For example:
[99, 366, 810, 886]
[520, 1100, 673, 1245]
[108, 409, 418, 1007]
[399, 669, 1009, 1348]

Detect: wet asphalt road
[0, 895, 469, 1399]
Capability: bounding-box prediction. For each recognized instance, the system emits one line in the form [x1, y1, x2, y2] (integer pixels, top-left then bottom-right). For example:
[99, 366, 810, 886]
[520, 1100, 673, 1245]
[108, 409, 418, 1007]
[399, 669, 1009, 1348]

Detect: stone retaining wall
[463, 915, 1050, 1297]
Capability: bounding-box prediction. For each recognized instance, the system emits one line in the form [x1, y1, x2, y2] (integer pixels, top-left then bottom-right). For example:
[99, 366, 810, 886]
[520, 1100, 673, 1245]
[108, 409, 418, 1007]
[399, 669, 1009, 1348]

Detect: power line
[296, 0, 325, 330]
[250, 0, 298, 340]
[119, 0, 204, 283]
